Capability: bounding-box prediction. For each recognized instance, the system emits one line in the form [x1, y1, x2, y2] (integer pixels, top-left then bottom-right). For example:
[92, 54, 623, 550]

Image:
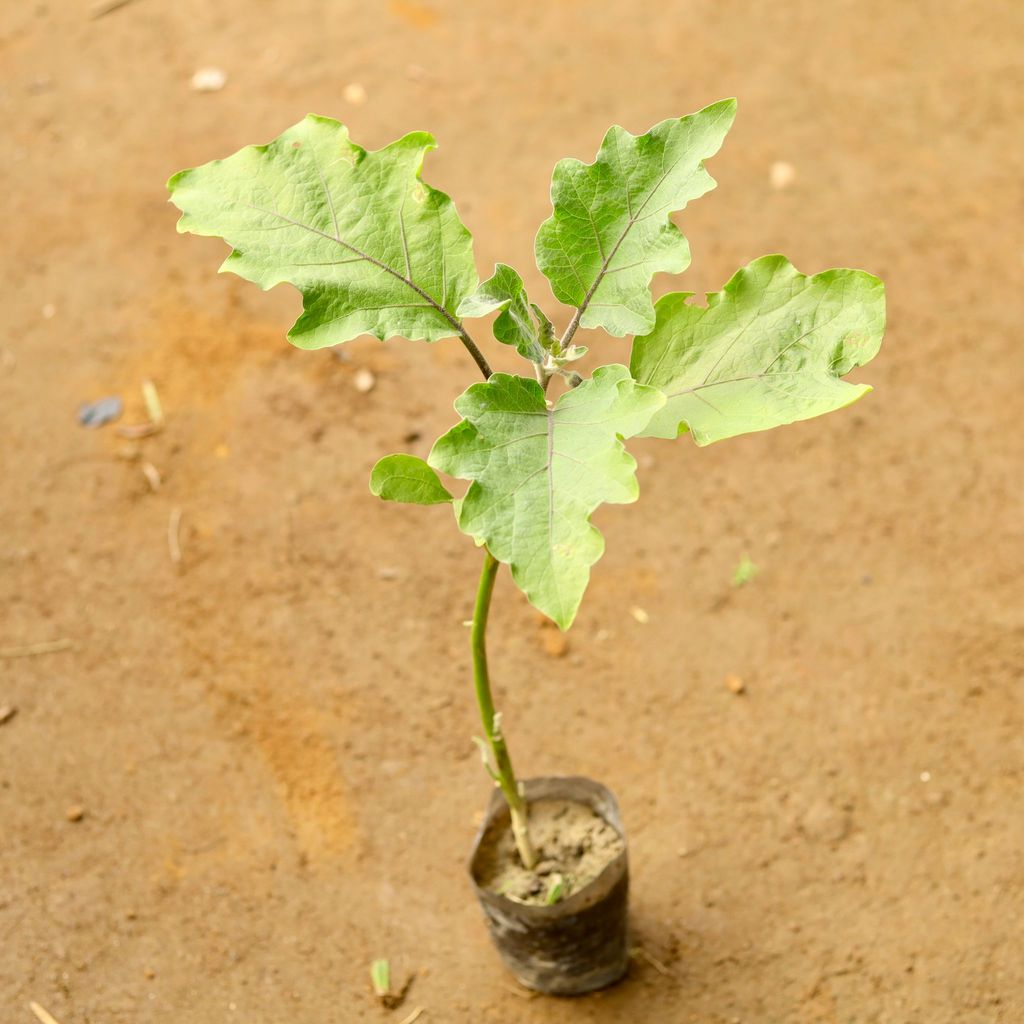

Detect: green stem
[472, 550, 537, 869]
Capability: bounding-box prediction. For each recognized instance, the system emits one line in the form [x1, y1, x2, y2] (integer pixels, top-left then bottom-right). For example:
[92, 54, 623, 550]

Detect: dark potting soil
[475, 799, 625, 905]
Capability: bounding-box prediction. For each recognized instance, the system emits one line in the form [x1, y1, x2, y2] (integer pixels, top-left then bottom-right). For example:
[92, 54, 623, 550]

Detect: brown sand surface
[2, 2, 1022, 1020]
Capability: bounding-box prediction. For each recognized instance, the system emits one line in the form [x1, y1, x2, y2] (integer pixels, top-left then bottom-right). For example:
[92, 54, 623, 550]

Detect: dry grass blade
[29, 1002, 63, 1024]
[397, 1009, 424, 1024]
[0, 639, 73, 659]
[116, 379, 164, 438]
[500, 984, 539, 999]
[141, 461, 162, 492]
[141, 378, 164, 427]
[168, 506, 183, 565]
[89, 0, 143, 17]
[632, 945, 675, 977]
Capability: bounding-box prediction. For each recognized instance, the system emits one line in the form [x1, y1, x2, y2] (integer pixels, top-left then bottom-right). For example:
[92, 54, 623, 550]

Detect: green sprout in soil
[168, 99, 885, 871]
[733, 554, 759, 586]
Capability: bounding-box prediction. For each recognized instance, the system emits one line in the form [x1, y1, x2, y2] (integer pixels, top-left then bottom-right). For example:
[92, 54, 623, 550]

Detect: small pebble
[77, 395, 123, 428]
[0, 705, 16, 725]
[41, 303, 56, 319]
[144, 967, 156, 980]
[725, 674, 746, 695]
[797, 799, 850, 843]
[630, 606, 649, 624]
[353, 368, 376, 393]
[377, 567, 400, 580]
[190, 67, 227, 92]
[66, 805, 85, 823]
[343, 82, 367, 105]
[769, 160, 795, 190]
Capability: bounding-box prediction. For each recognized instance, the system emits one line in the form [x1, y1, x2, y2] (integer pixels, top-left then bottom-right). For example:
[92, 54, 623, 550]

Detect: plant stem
[457, 327, 493, 379]
[472, 550, 537, 869]
[559, 304, 585, 352]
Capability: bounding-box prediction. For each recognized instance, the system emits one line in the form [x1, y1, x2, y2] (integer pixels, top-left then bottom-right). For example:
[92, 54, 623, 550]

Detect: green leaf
[429, 365, 665, 629]
[732, 555, 759, 586]
[369, 959, 391, 999]
[168, 115, 477, 349]
[457, 264, 543, 361]
[535, 99, 736, 338]
[370, 454, 452, 505]
[630, 255, 885, 445]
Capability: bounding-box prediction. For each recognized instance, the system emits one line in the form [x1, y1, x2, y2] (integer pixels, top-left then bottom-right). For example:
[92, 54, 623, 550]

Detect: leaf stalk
[457, 327, 493, 379]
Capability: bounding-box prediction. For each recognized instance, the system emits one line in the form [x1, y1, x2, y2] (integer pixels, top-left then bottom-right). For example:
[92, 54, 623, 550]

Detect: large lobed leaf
[630, 255, 886, 445]
[535, 99, 736, 338]
[168, 115, 477, 348]
[429, 365, 665, 629]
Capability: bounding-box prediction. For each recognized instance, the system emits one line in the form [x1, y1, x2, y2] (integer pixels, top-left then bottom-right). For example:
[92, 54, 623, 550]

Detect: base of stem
[509, 799, 537, 869]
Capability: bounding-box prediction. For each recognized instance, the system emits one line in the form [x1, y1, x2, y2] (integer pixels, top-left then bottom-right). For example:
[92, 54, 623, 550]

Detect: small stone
[353, 368, 376, 393]
[769, 160, 795, 190]
[191, 67, 227, 92]
[725, 674, 746, 695]
[798, 799, 850, 843]
[0, 705, 16, 725]
[77, 395, 123, 428]
[66, 805, 85, 823]
[534, 860, 558, 876]
[377, 567, 400, 581]
[41, 303, 56, 319]
[125, 909, 137, 920]
[630, 606, 649, 624]
[343, 82, 367, 105]
[144, 967, 156, 980]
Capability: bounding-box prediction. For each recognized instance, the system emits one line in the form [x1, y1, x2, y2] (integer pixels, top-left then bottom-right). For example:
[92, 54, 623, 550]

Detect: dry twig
[0, 639, 73, 659]
[167, 506, 183, 565]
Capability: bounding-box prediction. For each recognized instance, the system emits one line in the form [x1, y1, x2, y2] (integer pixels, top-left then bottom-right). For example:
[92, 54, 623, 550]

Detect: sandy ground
[2, 1, 1023, 1021]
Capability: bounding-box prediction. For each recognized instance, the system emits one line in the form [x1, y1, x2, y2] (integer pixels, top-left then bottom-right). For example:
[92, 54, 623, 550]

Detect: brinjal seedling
[168, 99, 884, 983]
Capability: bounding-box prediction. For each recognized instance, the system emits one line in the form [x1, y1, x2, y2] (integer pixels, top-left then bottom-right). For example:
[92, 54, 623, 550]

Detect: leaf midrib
[563, 125, 711, 334]
[239, 199, 462, 333]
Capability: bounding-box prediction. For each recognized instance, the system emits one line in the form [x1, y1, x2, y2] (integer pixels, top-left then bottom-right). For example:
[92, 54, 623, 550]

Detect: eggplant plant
[168, 97, 884, 893]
